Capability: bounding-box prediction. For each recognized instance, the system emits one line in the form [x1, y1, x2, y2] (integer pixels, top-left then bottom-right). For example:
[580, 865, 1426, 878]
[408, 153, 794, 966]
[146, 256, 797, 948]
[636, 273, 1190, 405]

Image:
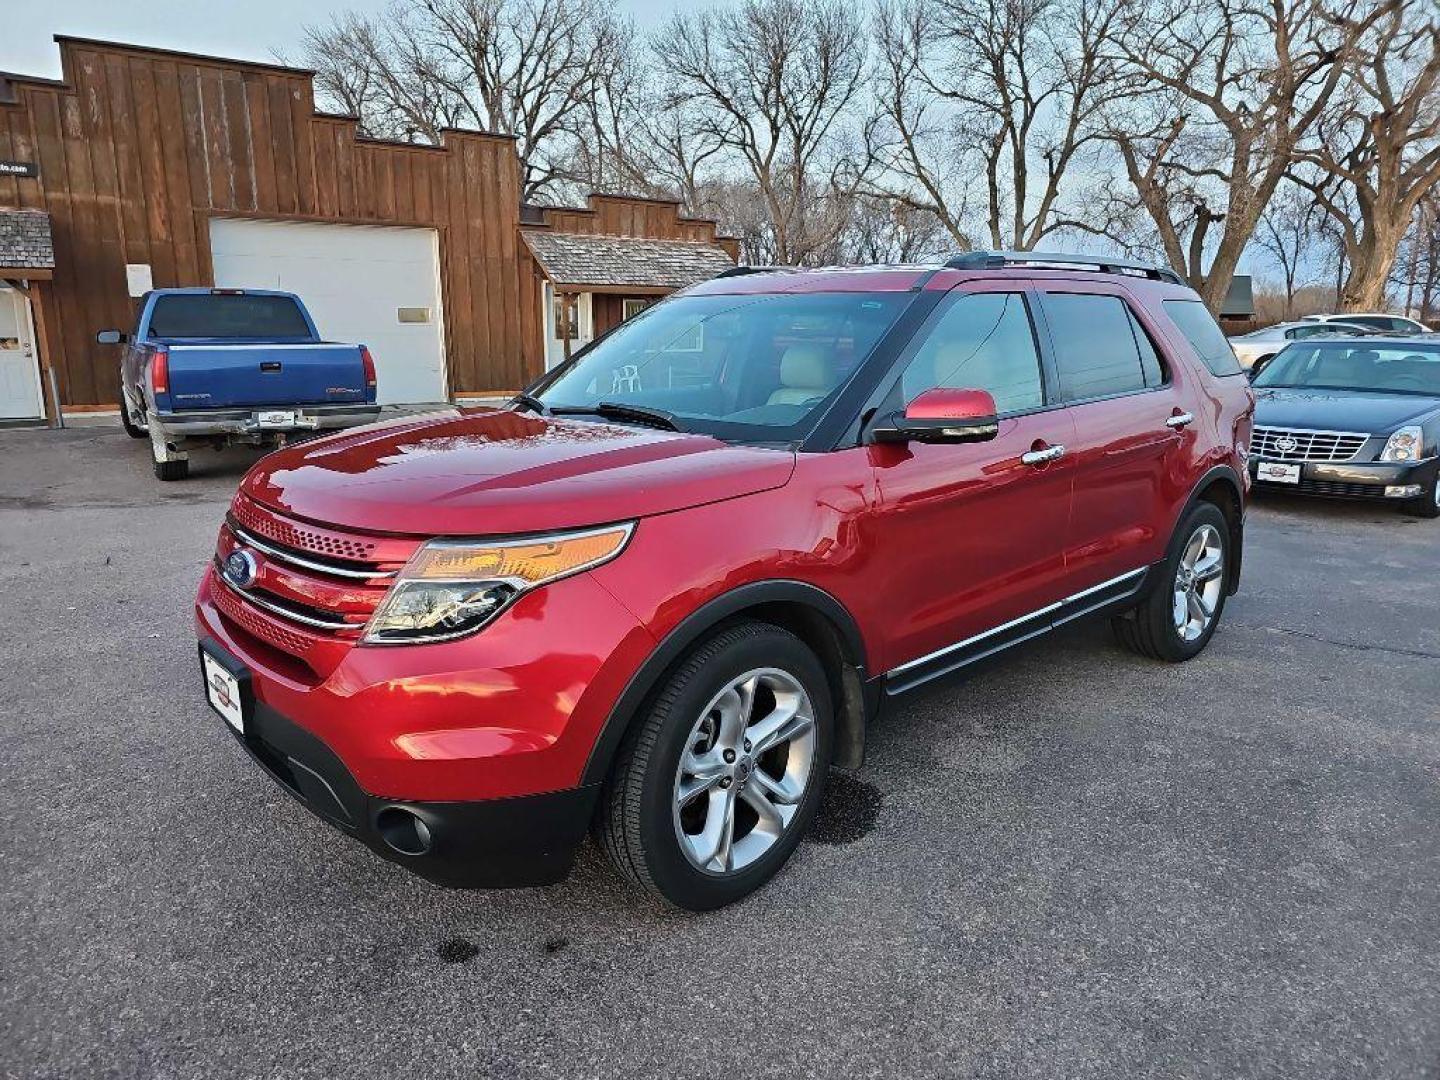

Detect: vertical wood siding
[0, 39, 735, 406]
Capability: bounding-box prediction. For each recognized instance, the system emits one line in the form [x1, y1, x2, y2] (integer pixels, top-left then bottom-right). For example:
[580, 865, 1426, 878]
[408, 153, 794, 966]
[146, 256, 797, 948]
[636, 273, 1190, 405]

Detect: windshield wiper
[509, 392, 548, 415]
[549, 401, 684, 431]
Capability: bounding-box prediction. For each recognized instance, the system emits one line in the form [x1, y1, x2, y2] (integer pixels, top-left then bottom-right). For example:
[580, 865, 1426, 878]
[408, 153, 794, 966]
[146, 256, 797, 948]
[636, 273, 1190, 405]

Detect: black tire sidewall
[634, 626, 833, 910]
[1150, 502, 1231, 660]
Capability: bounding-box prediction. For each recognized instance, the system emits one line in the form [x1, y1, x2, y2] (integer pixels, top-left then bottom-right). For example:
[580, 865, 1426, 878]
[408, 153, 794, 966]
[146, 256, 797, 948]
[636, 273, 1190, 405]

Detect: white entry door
[208, 218, 447, 405]
[0, 285, 44, 420]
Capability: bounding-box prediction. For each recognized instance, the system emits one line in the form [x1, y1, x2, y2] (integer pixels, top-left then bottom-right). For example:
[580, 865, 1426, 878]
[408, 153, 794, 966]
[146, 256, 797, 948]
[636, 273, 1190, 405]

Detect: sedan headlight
[365, 523, 635, 644]
[1380, 426, 1425, 463]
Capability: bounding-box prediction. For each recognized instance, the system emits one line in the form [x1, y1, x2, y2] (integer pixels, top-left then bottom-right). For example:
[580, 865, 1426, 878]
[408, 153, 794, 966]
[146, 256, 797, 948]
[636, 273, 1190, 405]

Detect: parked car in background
[1229, 319, 1377, 370]
[1303, 312, 1435, 335]
[195, 251, 1252, 910]
[99, 288, 380, 481]
[1248, 336, 1440, 517]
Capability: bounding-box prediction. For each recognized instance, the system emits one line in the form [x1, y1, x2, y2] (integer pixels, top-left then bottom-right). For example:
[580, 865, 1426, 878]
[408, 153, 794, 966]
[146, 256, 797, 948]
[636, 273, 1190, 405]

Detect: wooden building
[0, 37, 737, 420]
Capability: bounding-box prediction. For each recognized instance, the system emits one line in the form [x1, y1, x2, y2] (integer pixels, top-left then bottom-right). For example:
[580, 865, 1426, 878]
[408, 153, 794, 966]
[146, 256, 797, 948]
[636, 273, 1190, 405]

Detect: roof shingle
[0, 208, 54, 270]
[522, 230, 734, 290]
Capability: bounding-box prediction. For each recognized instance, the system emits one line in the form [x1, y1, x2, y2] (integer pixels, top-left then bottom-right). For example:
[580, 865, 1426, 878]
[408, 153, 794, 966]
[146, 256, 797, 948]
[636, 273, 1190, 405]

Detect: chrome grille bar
[1250, 426, 1369, 463]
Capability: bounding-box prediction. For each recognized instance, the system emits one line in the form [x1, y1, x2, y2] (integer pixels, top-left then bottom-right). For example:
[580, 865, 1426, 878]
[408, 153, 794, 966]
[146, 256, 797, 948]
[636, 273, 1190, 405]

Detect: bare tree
[868, 0, 1122, 252]
[657, 0, 873, 264]
[1102, 0, 1376, 310]
[844, 197, 950, 262]
[298, 0, 628, 201]
[1291, 0, 1440, 311]
[1255, 182, 1322, 317]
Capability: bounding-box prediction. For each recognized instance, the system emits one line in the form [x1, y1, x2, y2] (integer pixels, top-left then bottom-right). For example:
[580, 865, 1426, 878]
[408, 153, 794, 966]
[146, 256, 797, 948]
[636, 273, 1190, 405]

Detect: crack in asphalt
[1242, 622, 1440, 661]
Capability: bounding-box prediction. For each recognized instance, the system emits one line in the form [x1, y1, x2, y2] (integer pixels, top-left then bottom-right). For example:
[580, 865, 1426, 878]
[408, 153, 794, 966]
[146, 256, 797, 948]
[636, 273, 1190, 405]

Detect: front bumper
[1249, 455, 1438, 499]
[200, 637, 600, 888]
[156, 403, 380, 438]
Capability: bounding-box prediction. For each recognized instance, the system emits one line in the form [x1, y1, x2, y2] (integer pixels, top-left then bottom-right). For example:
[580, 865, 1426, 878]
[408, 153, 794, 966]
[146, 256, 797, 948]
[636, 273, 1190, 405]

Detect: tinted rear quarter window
[147, 294, 312, 339]
[1163, 299, 1243, 376]
[1042, 293, 1149, 400]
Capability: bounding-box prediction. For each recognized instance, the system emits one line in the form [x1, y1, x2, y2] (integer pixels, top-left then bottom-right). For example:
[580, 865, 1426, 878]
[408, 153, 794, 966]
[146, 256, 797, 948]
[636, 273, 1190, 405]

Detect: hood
[1253, 387, 1440, 434]
[241, 408, 796, 537]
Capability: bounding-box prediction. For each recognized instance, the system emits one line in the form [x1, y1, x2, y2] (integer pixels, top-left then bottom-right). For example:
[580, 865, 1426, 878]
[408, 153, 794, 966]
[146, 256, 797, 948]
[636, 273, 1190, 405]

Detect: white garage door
[209, 218, 446, 405]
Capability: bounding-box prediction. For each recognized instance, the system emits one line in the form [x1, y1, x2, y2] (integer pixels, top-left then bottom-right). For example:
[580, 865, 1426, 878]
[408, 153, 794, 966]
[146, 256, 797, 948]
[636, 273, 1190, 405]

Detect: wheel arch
[582, 580, 874, 786]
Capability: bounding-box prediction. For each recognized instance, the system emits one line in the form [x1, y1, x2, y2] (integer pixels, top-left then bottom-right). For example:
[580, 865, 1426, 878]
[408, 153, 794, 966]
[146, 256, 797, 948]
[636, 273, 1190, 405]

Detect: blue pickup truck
[98, 288, 380, 480]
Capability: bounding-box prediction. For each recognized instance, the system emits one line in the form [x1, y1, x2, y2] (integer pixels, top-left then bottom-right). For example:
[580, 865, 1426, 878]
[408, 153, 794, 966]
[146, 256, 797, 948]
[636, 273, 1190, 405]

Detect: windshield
[148, 294, 313, 339]
[535, 291, 911, 440]
[1254, 341, 1440, 396]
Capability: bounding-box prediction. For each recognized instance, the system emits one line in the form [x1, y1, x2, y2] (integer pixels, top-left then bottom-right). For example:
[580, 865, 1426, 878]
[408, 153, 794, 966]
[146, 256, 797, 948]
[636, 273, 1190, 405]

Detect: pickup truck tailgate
[165, 344, 368, 409]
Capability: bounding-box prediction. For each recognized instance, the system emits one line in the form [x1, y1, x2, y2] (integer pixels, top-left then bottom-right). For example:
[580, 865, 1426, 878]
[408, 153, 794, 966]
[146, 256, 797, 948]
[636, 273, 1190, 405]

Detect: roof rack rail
[945, 250, 1186, 285]
[713, 264, 780, 278]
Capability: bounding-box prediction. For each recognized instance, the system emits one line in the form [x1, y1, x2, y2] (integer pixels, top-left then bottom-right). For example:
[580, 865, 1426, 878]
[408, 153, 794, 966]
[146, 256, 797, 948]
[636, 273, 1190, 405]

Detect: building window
[622, 298, 650, 321]
[553, 294, 576, 339]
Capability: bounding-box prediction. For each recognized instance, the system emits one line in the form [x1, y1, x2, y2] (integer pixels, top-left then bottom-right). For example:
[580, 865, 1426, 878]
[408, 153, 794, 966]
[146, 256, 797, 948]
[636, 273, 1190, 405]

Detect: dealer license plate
[202, 651, 245, 734]
[1257, 461, 1301, 485]
[256, 409, 297, 428]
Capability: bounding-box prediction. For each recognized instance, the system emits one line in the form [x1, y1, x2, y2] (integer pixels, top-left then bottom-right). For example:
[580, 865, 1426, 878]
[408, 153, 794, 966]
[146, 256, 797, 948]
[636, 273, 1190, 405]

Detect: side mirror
[96, 329, 126, 346]
[872, 388, 1000, 444]
[1246, 356, 1269, 382]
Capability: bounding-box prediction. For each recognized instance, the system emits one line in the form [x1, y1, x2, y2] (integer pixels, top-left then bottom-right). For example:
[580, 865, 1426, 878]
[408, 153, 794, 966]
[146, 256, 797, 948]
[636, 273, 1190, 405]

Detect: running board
[883, 567, 1152, 696]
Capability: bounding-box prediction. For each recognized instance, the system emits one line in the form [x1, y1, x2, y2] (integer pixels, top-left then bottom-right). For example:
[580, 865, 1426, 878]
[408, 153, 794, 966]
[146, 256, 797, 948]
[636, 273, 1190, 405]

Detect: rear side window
[1163, 299, 1243, 376]
[147, 294, 312, 339]
[1042, 293, 1149, 400]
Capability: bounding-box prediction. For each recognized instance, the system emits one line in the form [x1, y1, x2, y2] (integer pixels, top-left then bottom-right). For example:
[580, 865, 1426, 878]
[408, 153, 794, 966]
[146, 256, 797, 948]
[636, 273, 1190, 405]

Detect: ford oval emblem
[224, 548, 260, 589]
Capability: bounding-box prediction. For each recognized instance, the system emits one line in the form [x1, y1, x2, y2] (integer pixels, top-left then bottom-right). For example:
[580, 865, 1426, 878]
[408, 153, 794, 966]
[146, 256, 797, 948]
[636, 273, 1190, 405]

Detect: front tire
[597, 621, 833, 911]
[1113, 502, 1230, 662]
[1404, 474, 1440, 519]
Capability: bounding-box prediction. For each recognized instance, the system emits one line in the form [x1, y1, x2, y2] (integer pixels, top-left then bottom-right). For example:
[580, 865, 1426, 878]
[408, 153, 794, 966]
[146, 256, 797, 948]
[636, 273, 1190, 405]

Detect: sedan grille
[1250, 426, 1368, 463]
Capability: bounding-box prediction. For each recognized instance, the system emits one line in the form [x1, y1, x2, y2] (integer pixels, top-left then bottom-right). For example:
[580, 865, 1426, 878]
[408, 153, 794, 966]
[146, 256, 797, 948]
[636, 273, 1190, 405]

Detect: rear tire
[1113, 502, 1231, 662]
[153, 458, 189, 481]
[597, 621, 833, 911]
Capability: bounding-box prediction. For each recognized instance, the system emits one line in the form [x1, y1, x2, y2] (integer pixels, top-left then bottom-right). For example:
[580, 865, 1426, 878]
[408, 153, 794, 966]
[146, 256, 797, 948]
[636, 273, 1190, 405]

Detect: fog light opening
[1384, 485, 1422, 499]
[376, 806, 434, 856]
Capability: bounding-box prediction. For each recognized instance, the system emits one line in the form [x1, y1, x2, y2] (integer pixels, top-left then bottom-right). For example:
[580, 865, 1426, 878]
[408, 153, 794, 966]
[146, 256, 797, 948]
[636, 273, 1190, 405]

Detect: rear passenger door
[1033, 286, 1193, 591]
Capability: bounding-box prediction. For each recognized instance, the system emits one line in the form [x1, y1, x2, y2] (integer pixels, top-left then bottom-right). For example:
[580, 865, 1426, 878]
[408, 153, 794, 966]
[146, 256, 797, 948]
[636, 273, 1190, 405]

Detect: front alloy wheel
[1172, 523, 1225, 641]
[598, 621, 833, 910]
[1114, 501, 1231, 662]
[673, 668, 816, 875]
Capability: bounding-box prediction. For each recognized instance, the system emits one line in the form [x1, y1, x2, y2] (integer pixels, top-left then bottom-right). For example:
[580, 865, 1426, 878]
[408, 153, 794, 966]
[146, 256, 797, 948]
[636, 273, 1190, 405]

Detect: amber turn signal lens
[402, 525, 634, 586]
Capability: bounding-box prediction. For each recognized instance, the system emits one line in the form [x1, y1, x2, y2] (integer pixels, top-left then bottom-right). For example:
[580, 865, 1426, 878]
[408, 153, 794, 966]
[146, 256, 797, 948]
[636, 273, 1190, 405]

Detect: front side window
[1253, 342, 1440, 396]
[147, 294, 311, 339]
[537, 291, 910, 440]
[1163, 299, 1243, 377]
[1043, 293, 1149, 400]
[898, 292, 1044, 414]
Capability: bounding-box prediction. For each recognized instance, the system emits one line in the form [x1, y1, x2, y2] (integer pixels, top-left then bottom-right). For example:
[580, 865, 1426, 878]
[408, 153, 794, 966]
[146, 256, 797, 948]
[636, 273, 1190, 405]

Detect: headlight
[1380, 426, 1425, 463]
[364, 523, 635, 644]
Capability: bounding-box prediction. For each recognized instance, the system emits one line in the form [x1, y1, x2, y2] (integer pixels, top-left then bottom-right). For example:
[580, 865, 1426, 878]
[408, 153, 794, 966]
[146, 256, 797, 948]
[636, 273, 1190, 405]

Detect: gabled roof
[522, 230, 735, 291]
[0, 209, 54, 271]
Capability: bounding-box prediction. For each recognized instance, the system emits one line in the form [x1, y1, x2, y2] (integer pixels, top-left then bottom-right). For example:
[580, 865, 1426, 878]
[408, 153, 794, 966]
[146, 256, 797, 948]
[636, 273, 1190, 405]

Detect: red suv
[196, 253, 1253, 910]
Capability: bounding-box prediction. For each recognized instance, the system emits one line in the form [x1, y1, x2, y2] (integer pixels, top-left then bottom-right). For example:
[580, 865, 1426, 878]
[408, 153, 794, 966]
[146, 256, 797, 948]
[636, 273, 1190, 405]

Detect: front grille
[1251, 426, 1368, 463]
[212, 495, 419, 665]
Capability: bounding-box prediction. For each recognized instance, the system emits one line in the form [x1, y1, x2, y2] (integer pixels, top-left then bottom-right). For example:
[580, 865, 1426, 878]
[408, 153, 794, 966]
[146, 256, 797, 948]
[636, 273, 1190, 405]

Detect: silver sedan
[1229, 319, 1378, 369]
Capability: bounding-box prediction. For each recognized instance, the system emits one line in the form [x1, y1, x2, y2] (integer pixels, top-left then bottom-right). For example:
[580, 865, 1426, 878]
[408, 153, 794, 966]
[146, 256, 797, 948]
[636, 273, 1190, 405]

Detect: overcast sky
[4, 0, 690, 79]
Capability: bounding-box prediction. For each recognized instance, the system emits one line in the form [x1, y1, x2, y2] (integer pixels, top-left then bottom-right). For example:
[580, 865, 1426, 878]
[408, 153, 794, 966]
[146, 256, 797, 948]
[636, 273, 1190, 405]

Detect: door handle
[1021, 444, 1065, 466]
[1165, 412, 1195, 429]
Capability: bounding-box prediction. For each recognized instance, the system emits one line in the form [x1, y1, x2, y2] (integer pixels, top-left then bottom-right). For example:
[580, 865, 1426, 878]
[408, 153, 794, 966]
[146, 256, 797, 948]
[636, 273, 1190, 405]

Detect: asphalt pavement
[2, 423, 1438, 1079]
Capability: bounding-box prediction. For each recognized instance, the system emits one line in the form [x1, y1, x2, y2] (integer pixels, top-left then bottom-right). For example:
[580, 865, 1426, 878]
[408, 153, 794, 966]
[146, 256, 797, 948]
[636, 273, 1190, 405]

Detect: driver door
[864, 283, 1076, 687]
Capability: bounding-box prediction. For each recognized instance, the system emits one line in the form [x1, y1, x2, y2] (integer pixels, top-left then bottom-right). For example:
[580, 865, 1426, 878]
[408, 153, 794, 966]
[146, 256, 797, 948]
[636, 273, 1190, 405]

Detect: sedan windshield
[1254, 341, 1440, 396]
[535, 291, 911, 440]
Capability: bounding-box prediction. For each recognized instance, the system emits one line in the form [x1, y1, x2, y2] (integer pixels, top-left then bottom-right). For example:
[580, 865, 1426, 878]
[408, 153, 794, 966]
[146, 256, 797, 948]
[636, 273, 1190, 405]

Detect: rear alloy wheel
[598, 621, 833, 910]
[1113, 502, 1230, 662]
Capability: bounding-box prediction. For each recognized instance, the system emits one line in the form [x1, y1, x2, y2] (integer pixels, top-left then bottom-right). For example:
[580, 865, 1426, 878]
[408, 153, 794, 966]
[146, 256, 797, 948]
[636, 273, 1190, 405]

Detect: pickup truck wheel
[1113, 502, 1230, 662]
[153, 458, 189, 481]
[597, 621, 833, 911]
